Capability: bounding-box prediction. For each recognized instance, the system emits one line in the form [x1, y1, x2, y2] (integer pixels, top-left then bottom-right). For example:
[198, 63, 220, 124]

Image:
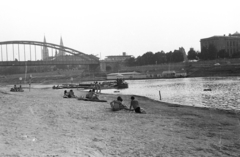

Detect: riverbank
[0, 85, 240, 156]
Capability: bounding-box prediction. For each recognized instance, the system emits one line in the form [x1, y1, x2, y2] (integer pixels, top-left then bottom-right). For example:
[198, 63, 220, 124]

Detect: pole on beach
[19, 77, 22, 86]
[29, 74, 32, 91]
[159, 90, 161, 100]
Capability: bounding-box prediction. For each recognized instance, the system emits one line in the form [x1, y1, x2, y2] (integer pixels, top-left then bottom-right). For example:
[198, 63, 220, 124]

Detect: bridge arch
[0, 40, 99, 66]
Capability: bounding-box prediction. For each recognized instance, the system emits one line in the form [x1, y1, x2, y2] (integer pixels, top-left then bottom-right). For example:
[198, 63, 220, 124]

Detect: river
[101, 77, 240, 110]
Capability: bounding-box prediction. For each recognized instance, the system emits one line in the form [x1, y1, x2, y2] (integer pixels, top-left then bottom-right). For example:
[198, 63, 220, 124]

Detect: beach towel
[78, 97, 107, 102]
[140, 107, 147, 114]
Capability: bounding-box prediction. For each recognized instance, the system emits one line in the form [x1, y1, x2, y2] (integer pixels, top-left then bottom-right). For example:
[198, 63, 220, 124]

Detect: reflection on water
[101, 77, 240, 110]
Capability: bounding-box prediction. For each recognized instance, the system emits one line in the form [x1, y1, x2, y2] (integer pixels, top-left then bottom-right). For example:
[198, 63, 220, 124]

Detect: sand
[0, 85, 240, 157]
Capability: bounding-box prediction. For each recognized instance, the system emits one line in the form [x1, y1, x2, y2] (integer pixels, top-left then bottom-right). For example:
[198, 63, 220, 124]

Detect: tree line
[124, 44, 239, 66]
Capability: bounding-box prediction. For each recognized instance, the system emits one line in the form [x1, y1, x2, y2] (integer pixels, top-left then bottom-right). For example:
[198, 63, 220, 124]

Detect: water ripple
[101, 77, 240, 110]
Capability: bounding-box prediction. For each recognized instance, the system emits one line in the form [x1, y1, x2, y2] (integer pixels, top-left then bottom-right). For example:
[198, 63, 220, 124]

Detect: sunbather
[68, 90, 76, 98]
[63, 90, 69, 98]
[129, 96, 146, 114]
[86, 89, 99, 100]
[110, 96, 129, 111]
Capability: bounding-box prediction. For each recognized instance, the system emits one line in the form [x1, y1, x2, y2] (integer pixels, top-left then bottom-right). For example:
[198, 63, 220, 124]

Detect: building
[42, 36, 49, 60]
[105, 52, 132, 62]
[200, 31, 240, 57]
[57, 36, 65, 56]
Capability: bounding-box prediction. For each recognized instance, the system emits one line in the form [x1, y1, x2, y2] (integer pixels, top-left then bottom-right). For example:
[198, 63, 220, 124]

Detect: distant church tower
[42, 36, 49, 60]
[58, 36, 65, 56]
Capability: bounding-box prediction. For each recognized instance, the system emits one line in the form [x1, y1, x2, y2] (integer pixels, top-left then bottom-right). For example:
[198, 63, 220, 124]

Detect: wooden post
[159, 90, 161, 100]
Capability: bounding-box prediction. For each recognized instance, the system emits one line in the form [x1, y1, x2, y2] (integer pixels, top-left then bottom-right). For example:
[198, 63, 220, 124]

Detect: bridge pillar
[100, 61, 106, 72]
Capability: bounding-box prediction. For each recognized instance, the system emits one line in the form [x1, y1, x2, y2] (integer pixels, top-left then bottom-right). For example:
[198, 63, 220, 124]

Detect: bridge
[0, 40, 100, 67]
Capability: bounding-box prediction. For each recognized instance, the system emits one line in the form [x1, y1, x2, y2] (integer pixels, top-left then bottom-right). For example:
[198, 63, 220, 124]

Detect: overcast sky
[1, 0, 240, 60]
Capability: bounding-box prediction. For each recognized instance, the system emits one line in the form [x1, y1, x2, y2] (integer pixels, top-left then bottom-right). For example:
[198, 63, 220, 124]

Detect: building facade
[200, 32, 240, 57]
[105, 52, 132, 62]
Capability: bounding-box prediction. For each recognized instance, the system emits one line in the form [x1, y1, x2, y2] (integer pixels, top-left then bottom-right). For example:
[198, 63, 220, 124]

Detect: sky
[0, 0, 240, 60]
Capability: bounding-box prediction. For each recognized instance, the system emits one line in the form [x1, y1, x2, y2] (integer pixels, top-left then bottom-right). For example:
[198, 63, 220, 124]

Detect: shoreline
[4, 82, 240, 113]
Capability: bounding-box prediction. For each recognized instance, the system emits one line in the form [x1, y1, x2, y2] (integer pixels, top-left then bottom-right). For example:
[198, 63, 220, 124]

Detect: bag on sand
[140, 107, 147, 114]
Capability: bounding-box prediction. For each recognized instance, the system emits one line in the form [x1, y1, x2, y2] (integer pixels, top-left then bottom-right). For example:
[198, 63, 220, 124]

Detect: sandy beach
[0, 85, 240, 157]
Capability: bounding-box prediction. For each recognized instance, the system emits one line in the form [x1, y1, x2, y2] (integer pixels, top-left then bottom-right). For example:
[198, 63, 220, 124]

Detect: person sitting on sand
[68, 90, 76, 98]
[86, 90, 92, 99]
[86, 89, 99, 100]
[129, 96, 146, 114]
[18, 85, 23, 92]
[14, 85, 17, 91]
[63, 90, 69, 98]
[110, 96, 129, 111]
[10, 85, 17, 92]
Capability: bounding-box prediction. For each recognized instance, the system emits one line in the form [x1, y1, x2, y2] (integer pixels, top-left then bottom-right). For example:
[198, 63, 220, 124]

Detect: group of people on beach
[93, 81, 101, 93]
[62, 86, 145, 114]
[110, 96, 146, 114]
[63, 90, 76, 98]
[63, 88, 99, 100]
[10, 85, 23, 92]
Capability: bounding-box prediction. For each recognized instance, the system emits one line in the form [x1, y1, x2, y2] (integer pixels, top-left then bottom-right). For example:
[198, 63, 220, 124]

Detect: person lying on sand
[110, 96, 129, 111]
[129, 96, 146, 114]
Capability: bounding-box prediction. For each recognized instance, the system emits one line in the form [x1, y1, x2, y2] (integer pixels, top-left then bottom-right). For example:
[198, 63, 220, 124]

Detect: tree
[199, 46, 208, 60]
[135, 56, 144, 66]
[232, 51, 240, 58]
[172, 50, 184, 62]
[166, 51, 173, 63]
[208, 44, 218, 60]
[187, 48, 198, 60]
[154, 51, 167, 64]
[124, 57, 136, 66]
[141, 52, 155, 65]
[218, 49, 229, 58]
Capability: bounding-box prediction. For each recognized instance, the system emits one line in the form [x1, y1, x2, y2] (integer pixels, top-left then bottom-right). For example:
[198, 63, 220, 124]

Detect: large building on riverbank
[200, 31, 240, 57]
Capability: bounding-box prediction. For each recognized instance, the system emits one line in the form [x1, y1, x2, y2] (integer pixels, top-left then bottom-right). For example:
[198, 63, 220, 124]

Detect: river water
[101, 77, 240, 110]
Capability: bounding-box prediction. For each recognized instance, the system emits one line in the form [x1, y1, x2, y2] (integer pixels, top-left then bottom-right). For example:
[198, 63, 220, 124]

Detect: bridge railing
[0, 60, 99, 66]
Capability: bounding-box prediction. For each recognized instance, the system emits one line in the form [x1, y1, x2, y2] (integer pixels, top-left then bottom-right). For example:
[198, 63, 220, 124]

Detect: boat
[52, 78, 128, 90]
[114, 78, 128, 89]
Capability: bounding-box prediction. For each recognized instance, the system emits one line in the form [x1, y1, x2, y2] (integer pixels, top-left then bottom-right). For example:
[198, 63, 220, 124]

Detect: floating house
[162, 71, 176, 78]
[107, 72, 147, 80]
[162, 71, 187, 78]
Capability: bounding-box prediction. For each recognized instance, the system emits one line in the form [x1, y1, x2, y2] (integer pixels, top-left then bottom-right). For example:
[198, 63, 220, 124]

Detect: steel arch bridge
[0, 40, 99, 66]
